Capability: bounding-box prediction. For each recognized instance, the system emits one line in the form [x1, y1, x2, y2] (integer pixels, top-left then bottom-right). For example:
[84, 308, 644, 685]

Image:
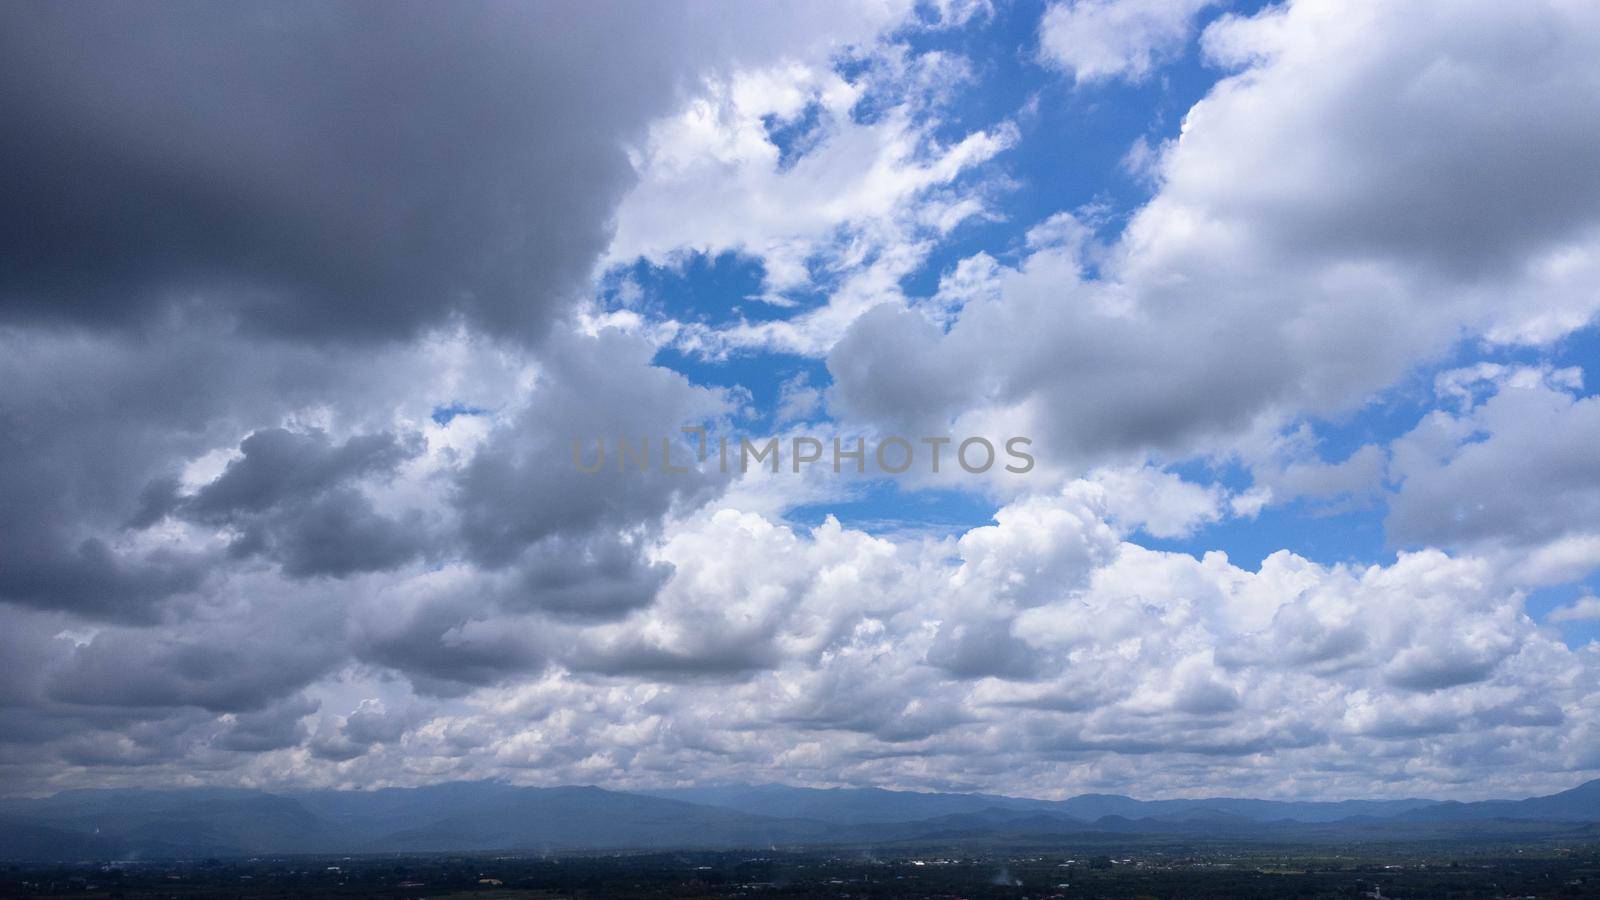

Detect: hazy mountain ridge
[1, 778, 1595, 860]
[644, 783, 1468, 825]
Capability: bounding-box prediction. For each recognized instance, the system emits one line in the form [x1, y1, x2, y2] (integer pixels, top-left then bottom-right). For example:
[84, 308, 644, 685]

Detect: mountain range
[1, 778, 1595, 860]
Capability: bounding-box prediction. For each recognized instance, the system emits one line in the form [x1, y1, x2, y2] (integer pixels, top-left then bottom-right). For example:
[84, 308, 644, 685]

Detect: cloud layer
[2, 0, 1598, 802]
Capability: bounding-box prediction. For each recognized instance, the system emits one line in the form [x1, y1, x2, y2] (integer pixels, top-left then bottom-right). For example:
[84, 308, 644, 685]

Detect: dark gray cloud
[0, 327, 441, 621]
[0, 601, 338, 786]
[184, 429, 417, 520]
[507, 535, 673, 620]
[0, 0, 777, 633]
[568, 636, 779, 682]
[308, 699, 411, 761]
[214, 694, 319, 753]
[0, 1, 904, 343]
[56, 716, 212, 769]
[925, 616, 1042, 680]
[0, 533, 208, 623]
[350, 588, 548, 697]
[46, 619, 342, 714]
[453, 330, 728, 568]
[164, 427, 431, 578]
[338, 328, 733, 694]
[0, 3, 665, 342]
[246, 488, 429, 579]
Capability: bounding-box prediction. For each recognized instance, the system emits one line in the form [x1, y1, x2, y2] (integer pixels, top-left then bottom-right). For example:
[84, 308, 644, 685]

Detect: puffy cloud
[0, 0, 936, 787]
[1087, 466, 1227, 539]
[344, 328, 734, 694]
[1192, 0, 1600, 287]
[1387, 365, 1600, 569]
[161, 427, 431, 578]
[605, 43, 1015, 357]
[1039, 0, 1216, 83]
[1237, 424, 1389, 513]
[0, 324, 446, 622]
[1549, 595, 1600, 624]
[953, 485, 1121, 607]
[3, 482, 1597, 798]
[309, 699, 417, 762]
[830, 0, 1600, 475]
[453, 329, 728, 569]
[215, 695, 320, 754]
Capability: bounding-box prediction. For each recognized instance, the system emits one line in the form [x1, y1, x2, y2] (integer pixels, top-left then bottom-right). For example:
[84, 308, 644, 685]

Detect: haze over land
[3, 779, 1598, 860]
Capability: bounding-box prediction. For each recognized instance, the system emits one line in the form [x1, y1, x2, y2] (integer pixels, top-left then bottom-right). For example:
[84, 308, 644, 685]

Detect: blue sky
[603, 0, 1600, 645]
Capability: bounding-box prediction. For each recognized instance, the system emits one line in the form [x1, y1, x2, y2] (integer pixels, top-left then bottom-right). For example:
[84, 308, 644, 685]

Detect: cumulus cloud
[162, 427, 431, 578]
[1549, 596, 1600, 624]
[0, 0, 917, 730]
[5, 480, 1598, 797]
[604, 42, 1015, 357]
[1039, 0, 1216, 83]
[309, 699, 417, 762]
[1087, 466, 1227, 539]
[830, 0, 1600, 474]
[1388, 365, 1600, 569]
[215, 695, 320, 754]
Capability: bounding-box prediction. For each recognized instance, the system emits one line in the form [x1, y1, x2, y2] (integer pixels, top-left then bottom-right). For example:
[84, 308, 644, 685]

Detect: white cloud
[1387, 365, 1600, 568]
[1039, 0, 1215, 83]
[831, 0, 1600, 481]
[10, 475, 1598, 798]
[1549, 595, 1600, 624]
[1242, 430, 1388, 512]
[775, 372, 825, 424]
[606, 45, 1015, 357]
[1087, 466, 1226, 539]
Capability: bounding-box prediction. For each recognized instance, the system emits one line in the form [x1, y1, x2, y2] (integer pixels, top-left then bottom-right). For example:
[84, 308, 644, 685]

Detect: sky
[2, 0, 1599, 802]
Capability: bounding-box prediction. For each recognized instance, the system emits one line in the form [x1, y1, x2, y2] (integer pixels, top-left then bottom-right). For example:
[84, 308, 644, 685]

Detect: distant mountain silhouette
[1393, 776, 1600, 822]
[639, 783, 1057, 824]
[1, 778, 1595, 860]
[646, 783, 1445, 825]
